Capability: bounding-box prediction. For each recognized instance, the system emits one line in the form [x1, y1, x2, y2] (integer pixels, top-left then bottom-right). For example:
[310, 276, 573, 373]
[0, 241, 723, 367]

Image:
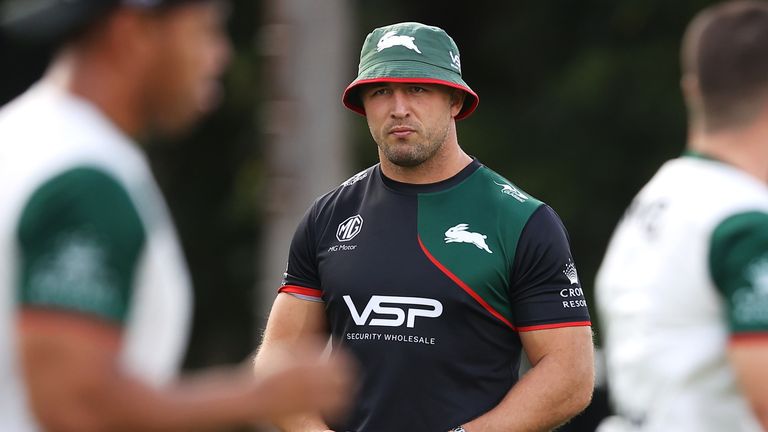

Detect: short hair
[682, 0, 768, 132]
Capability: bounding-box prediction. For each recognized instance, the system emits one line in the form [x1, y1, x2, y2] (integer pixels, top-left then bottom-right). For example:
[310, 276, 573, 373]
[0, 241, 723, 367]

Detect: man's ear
[450, 89, 466, 117]
[681, 74, 701, 110]
[681, 73, 709, 129]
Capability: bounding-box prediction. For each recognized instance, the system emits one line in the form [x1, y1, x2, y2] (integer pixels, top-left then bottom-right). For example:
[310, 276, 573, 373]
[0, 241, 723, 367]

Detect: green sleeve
[710, 211, 768, 334]
[17, 167, 146, 324]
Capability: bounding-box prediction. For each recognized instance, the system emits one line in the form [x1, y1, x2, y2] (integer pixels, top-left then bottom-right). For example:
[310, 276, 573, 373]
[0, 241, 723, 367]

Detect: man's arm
[14, 169, 353, 431]
[460, 326, 594, 432]
[729, 342, 768, 429]
[710, 212, 768, 429]
[457, 205, 594, 431]
[254, 293, 338, 432]
[20, 309, 352, 432]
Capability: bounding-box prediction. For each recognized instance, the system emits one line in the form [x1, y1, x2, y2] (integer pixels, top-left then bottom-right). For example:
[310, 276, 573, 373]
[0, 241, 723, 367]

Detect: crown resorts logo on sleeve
[563, 260, 579, 285]
[560, 259, 586, 308]
[377, 30, 422, 54]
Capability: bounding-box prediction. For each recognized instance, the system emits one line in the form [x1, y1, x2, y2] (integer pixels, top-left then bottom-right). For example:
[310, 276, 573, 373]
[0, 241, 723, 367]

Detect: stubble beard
[374, 120, 451, 168]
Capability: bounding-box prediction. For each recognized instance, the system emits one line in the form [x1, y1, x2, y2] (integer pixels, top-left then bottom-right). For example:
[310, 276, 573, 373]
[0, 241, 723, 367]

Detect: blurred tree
[146, 0, 265, 369]
[255, 0, 353, 331]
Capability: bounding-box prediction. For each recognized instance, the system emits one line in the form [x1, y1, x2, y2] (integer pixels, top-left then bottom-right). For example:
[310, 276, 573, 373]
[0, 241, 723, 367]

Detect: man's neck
[379, 140, 473, 184]
[689, 121, 768, 183]
[45, 45, 144, 138]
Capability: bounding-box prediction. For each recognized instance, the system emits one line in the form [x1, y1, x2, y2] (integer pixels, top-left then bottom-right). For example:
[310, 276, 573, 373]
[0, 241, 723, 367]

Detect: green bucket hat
[342, 22, 479, 120]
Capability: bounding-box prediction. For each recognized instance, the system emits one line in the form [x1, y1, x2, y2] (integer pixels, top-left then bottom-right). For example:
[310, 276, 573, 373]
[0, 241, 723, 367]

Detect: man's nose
[390, 90, 410, 118]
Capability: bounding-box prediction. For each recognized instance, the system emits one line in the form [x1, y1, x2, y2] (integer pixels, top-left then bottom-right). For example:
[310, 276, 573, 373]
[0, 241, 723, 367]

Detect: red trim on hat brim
[342, 77, 479, 120]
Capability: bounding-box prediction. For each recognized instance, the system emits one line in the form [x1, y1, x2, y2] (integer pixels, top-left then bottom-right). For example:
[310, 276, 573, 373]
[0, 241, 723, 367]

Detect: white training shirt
[596, 155, 766, 432]
[0, 81, 192, 430]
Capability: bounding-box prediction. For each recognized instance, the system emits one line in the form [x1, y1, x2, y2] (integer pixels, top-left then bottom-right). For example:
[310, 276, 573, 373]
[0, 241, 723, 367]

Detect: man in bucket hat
[0, 1, 353, 430]
[255, 22, 594, 431]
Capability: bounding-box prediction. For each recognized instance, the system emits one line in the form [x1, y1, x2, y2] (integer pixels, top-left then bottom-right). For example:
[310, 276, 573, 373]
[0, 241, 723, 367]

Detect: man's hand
[251, 341, 355, 423]
[19, 309, 355, 431]
[253, 293, 343, 432]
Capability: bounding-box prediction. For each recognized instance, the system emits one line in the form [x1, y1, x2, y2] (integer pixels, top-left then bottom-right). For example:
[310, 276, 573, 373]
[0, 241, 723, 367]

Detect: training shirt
[0, 82, 192, 431]
[280, 159, 591, 431]
[596, 154, 768, 432]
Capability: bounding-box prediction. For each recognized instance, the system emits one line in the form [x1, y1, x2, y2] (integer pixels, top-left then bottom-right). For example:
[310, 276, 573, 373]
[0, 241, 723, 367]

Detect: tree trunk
[256, 0, 353, 334]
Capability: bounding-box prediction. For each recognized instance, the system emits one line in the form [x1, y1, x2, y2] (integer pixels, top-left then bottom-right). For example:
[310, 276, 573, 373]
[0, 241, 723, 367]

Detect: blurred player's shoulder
[0, 82, 146, 182]
[632, 156, 768, 228]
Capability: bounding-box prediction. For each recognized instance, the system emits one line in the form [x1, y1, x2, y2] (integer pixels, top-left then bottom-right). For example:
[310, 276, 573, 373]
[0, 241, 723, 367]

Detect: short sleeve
[17, 167, 146, 324]
[710, 211, 768, 337]
[509, 205, 591, 330]
[279, 205, 323, 301]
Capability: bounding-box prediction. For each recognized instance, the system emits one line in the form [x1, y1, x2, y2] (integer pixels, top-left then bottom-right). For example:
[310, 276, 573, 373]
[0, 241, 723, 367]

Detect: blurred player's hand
[252, 339, 356, 423]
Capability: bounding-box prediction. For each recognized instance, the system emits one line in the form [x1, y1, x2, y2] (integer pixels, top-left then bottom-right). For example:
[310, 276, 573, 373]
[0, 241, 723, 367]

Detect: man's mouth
[388, 126, 415, 138]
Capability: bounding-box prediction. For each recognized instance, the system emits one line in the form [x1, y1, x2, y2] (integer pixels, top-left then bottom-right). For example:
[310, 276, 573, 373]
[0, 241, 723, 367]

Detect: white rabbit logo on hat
[377, 31, 422, 54]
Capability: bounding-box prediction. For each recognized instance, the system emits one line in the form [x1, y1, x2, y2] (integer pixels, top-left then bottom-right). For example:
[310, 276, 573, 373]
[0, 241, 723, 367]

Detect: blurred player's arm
[729, 343, 768, 429]
[16, 170, 351, 432]
[20, 309, 352, 432]
[711, 212, 768, 430]
[256, 197, 340, 431]
[254, 293, 337, 432]
[459, 326, 594, 432]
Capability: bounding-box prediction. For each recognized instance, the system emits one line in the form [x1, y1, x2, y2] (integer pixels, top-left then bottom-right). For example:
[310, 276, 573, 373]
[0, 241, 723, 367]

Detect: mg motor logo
[343, 295, 443, 328]
[337, 215, 363, 242]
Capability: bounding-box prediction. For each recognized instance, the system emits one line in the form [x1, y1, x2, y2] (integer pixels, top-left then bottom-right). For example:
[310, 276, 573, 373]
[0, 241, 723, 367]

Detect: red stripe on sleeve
[279, 285, 323, 298]
[729, 332, 768, 344]
[418, 236, 515, 330]
[516, 321, 592, 332]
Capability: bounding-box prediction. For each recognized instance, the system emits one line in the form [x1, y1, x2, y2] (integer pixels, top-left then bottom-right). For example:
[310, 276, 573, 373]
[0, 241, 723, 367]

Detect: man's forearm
[728, 343, 768, 431]
[254, 294, 339, 431]
[33, 364, 340, 432]
[28, 366, 266, 432]
[460, 352, 593, 432]
[98, 371, 262, 431]
[272, 414, 332, 432]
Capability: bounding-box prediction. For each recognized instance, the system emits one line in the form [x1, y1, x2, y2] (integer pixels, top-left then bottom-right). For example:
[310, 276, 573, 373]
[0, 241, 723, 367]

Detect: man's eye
[410, 86, 426, 93]
[370, 88, 389, 96]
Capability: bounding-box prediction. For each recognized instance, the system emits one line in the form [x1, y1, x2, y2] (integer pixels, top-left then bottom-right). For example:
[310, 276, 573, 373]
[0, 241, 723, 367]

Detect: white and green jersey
[596, 154, 768, 432]
[0, 82, 192, 430]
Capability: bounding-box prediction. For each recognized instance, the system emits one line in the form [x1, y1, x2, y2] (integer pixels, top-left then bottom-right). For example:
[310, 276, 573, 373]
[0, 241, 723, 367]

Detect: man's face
[142, 1, 231, 135]
[361, 82, 463, 167]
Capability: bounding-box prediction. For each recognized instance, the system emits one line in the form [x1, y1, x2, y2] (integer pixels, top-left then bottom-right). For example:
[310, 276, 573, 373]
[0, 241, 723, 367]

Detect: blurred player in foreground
[597, 1, 768, 431]
[0, 0, 352, 430]
[255, 21, 594, 432]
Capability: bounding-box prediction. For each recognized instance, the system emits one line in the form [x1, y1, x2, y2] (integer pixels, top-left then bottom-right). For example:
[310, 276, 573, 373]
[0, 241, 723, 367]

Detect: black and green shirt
[280, 159, 591, 431]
